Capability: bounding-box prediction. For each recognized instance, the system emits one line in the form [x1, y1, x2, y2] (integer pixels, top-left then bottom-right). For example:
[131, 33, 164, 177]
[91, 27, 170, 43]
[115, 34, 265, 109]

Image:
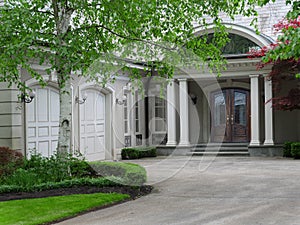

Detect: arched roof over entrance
[193, 23, 274, 48]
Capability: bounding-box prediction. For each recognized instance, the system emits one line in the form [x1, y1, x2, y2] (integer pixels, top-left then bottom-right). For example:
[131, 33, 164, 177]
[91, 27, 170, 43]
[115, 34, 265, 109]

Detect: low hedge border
[121, 146, 157, 160]
[291, 142, 300, 159]
[283, 141, 300, 159]
[0, 177, 118, 194]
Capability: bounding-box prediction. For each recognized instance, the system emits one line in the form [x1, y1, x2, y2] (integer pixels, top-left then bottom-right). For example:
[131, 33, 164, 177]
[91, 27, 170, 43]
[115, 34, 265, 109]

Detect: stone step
[188, 143, 249, 156]
[191, 147, 249, 152]
[193, 143, 248, 148]
[187, 151, 250, 156]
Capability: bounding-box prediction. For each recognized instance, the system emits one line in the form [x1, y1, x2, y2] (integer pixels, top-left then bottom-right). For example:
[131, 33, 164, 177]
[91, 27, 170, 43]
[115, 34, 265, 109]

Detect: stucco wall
[0, 82, 23, 151]
[274, 79, 300, 142]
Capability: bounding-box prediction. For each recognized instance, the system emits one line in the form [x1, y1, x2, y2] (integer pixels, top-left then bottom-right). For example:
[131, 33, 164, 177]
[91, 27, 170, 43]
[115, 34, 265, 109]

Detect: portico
[164, 60, 276, 155]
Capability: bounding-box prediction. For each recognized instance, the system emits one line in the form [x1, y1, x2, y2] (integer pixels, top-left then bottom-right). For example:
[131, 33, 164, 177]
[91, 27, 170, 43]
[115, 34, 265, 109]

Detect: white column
[166, 80, 177, 146]
[178, 78, 190, 146]
[264, 76, 274, 145]
[250, 75, 261, 146]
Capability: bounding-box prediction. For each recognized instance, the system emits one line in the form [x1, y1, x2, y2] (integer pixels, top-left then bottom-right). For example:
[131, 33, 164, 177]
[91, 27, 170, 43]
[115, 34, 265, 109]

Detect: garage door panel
[80, 89, 105, 161]
[27, 86, 59, 157]
[97, 135, 105, 148]
[38, 127, 49, 137]
[28, 142, 36, 151]
[51, 141, 58, 155]
[50, 90, 59, 122]
[96, 124, 104, 132]
[87, 136, 95, 153]
[27, 99, 36, 122]
[28, 127, 36, 138]
[86, 124, 95, 133]
[37, 89, 49, 122]
[96, 97, 105, 120]
[85, 94, 95, 121]
[51, 126, 59, 136]
[38, 141, 49, 157]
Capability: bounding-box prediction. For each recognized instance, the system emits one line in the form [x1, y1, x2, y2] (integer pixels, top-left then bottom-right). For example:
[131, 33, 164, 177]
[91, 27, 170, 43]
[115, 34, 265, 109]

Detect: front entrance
[211, 89, 250, 143]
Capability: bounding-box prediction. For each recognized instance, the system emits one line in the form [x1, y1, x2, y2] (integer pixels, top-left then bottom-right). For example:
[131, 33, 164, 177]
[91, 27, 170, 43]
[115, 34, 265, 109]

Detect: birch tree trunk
[53, 2, 74, 154]
[57, 75, 72, 154]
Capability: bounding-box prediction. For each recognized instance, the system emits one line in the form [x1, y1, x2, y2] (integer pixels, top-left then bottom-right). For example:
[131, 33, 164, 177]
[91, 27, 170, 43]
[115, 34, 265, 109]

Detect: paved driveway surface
[57, 156, 300, 225]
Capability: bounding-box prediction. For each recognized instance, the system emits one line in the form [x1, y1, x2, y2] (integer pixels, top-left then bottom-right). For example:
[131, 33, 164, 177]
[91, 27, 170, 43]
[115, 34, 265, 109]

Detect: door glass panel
[214, 92, 226, 126]
[234, 92, 246, 126]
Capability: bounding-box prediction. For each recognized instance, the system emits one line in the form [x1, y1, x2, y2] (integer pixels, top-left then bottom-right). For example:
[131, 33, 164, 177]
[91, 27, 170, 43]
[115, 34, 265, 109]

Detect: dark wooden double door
[211, 89, 250, 143]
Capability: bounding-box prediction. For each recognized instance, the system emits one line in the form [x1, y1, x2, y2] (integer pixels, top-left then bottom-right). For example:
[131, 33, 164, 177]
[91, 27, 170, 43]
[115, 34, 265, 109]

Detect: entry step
[188, 143, 249, 156]
[187, 151, 249, 156]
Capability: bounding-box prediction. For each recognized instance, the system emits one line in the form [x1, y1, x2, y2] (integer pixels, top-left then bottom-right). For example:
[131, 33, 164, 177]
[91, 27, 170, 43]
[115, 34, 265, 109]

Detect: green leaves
[0, 0, 274, 89]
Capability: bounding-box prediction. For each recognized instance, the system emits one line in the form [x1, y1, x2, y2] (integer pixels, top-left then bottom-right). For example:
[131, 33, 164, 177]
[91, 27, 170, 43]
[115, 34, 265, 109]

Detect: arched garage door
[80, 89, 106, 161]
[26, 86, 59, 157]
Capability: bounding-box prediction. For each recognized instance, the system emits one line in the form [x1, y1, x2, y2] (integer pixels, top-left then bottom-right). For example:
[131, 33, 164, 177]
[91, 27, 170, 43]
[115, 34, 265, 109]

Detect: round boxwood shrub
[89, 162, 146, 186]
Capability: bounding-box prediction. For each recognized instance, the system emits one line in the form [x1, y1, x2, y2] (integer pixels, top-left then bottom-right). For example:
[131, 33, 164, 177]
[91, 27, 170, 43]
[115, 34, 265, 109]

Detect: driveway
[57, 156, 300, 225]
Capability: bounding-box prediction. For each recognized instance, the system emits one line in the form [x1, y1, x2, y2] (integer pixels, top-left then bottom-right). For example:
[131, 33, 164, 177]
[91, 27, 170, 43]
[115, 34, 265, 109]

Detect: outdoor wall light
[189, 93, 198, 105]
[20, 91, 36, 103]
[116, 95, 127, 105]
[75, 92, 87, 104]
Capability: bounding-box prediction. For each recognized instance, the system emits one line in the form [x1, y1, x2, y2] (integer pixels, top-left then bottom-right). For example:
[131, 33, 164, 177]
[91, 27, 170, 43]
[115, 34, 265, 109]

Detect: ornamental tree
[248, 1, 300, 111]
[0, 0, 275, 153]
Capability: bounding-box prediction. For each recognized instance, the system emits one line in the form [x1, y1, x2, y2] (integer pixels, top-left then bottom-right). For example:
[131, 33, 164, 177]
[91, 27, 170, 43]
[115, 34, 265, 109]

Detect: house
[0, 0, 299, 160]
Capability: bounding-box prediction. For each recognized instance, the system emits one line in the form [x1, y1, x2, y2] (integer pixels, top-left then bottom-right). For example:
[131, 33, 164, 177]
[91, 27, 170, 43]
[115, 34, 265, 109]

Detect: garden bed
[0, 147, 152, 211]
[0, 185, 153, 202]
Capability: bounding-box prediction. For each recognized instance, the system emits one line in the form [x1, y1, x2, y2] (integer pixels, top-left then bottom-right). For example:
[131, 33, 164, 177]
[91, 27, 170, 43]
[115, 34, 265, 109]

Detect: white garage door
[80, 89, 105, 161]
[26, 86, 60, 157]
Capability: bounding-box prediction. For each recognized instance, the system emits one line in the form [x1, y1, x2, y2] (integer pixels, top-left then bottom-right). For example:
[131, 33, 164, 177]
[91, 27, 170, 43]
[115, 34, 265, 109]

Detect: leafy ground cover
[0, 192, 129, 225]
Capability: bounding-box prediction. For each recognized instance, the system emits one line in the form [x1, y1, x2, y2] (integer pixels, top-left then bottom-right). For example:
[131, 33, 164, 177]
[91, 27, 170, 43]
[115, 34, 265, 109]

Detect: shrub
[283, 142, 293, 157]
[90, 162, 147, 186]
[121, 146, 156, 160]
[291, 142, 300, 159]
[22, 152, 95, 183]
[2, 168, 39, 188]
[0, 147, 23, 178]
[0, 151, 95, 186]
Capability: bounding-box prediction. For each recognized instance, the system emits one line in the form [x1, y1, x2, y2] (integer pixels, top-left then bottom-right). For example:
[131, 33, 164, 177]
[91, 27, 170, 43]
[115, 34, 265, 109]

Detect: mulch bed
[0, 185, 153, 202]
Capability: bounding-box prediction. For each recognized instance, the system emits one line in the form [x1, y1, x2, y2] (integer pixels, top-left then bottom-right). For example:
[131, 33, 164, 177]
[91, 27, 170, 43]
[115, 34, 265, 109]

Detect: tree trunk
[57, 76, 72, 154]
[53, 3, 74, 154]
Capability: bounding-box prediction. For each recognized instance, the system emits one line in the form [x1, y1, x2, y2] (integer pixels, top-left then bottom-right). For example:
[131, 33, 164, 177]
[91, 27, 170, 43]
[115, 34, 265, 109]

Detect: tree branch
[71, 24, 176, 51]
[34, 10, 54, 16]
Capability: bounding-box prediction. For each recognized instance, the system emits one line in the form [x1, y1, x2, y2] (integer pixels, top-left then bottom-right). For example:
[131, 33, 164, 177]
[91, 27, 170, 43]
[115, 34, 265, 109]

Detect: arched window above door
[207, 33, 260, 55]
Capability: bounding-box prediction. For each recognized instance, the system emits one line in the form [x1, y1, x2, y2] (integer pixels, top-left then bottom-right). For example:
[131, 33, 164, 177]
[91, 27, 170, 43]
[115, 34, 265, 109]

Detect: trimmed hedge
[0, 177, 118, 194]
[89, 162, 146, 186]
[121, 146, 156, 160]
[283, 142, 300, 159]
[291, 142, 300, 159]
[283, 142, 293, 158]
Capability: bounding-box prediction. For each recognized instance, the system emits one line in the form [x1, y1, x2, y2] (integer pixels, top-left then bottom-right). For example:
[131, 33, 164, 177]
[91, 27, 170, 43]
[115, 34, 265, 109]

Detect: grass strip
[0, 192, 129, 225]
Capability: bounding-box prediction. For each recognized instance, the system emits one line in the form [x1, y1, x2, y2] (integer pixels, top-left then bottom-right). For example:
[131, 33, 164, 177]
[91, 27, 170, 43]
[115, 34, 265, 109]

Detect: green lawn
[0, 193, 129, 225]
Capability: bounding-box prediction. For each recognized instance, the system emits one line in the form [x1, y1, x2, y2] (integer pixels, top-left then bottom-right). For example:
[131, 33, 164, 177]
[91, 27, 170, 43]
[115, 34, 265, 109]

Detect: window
[124, 93, 129, 134]
[123, 93, 131, 147]
[134, 91, 140, 133]
[154, 97, 166, 132]
[207, 33, 260, 55]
